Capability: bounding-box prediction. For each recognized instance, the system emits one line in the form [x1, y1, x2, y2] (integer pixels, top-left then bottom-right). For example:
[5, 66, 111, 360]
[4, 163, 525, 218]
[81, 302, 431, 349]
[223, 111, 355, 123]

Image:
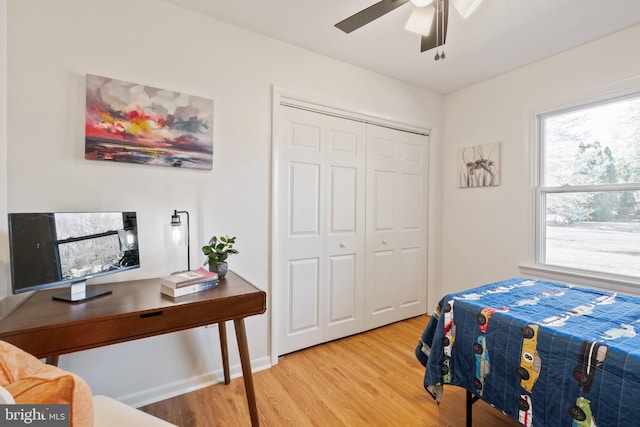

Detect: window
[537, 93, 640, 280]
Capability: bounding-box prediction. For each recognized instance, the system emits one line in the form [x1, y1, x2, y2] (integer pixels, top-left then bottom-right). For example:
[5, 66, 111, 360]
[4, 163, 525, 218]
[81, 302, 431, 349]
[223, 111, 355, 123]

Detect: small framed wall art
[85, 74, 213, 170]
[457, 142, 501, 188]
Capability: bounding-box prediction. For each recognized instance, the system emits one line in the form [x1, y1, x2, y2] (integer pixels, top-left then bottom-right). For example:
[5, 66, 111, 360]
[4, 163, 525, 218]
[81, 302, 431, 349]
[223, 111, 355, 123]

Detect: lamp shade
[409, 0, 433, 7]
[164, 222, 187, 247]
[404, 5, 435, 36]
[164, 209, 191, 272]
[450, 0, 482, 19]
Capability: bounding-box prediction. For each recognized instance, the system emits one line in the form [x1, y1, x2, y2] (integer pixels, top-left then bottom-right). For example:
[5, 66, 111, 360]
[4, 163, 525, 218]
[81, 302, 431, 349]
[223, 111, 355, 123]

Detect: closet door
[276, 106, 366, 355]
[365, 124, 428, 328]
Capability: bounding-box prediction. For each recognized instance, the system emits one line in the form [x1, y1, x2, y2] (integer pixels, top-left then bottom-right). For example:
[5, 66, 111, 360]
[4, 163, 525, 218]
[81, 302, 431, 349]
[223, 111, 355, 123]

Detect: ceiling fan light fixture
[409, 0, 434, 7]
[404, 5, 435, 36]
[450, 0, 482, 19]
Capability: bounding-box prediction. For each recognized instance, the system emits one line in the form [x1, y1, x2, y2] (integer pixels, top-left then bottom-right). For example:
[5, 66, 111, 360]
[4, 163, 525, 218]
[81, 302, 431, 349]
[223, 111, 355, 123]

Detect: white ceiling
[160, 0, 640, 94]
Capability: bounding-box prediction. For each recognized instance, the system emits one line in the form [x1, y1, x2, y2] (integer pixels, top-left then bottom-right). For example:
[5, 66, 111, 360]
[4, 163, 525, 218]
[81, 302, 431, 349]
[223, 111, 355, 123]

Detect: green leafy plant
[202, 235, 239, 268]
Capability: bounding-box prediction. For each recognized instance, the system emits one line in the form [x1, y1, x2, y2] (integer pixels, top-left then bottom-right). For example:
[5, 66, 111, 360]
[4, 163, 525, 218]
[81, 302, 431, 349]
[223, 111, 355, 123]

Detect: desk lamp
[165, 209, 190, 272]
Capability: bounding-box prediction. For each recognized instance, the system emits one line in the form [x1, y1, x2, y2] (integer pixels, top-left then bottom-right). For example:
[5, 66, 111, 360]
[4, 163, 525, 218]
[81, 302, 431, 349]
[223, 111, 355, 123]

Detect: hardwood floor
[141, 315, 521, 427]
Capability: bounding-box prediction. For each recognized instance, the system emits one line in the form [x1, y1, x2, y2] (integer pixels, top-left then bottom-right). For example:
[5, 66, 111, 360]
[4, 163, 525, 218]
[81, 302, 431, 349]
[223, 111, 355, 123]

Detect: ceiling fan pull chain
[440, 9, 445, 59]
[434, 0, 440, 60]
[440, 0, 445, 59]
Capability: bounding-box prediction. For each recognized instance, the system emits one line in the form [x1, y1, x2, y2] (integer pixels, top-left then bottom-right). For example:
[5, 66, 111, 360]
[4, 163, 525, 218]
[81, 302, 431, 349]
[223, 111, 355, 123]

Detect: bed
[415, 277, 640, 427]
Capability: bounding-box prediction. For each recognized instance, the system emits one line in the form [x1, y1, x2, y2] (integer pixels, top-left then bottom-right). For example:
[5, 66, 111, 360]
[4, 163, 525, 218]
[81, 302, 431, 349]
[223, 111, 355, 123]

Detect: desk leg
[234, 318, 259, 427]
[46, 356, 59, 366]
[218, 322, 231, 385]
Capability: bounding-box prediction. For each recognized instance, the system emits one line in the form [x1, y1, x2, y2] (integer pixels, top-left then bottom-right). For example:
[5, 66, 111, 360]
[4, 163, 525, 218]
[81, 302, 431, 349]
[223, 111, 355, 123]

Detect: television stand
[52, 280, 112, 302]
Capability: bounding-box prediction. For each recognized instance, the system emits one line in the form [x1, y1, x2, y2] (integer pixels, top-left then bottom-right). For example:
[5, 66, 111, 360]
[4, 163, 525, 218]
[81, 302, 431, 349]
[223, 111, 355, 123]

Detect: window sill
[518, 263, 640, 295]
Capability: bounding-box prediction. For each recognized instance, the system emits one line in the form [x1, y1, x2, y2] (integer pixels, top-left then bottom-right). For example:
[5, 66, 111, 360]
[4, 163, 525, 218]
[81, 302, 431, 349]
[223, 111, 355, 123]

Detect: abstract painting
[458, 142, 501, 188]
[85, 74, 213, 169]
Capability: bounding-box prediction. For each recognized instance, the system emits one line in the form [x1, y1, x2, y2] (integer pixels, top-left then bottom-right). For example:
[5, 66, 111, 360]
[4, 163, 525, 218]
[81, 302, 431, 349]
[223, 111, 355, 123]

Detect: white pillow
[0, 384, 15, 404]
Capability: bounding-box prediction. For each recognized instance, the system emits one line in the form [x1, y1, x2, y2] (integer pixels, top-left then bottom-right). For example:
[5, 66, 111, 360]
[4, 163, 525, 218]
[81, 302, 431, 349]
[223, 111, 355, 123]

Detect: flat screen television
[8, 211, 139, 302]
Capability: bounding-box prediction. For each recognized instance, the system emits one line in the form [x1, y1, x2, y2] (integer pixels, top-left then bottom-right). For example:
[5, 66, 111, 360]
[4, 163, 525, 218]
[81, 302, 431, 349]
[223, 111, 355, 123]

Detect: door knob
[382, 239, 388, 245]
[339, 243, 346, 248]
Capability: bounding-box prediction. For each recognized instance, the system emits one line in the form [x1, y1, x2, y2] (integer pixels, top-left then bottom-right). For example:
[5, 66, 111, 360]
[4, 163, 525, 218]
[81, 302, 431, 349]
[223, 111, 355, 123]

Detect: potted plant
[202, 235, 238, 279]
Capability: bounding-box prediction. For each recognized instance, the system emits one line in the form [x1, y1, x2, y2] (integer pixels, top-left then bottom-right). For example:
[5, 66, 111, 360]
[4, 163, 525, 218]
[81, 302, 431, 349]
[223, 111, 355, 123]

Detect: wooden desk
[0, 271, 266, 426]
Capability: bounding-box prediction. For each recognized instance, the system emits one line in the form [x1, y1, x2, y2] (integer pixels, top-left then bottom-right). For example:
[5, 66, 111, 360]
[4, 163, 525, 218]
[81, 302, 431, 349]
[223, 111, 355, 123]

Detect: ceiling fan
[335, 0, 482, 59]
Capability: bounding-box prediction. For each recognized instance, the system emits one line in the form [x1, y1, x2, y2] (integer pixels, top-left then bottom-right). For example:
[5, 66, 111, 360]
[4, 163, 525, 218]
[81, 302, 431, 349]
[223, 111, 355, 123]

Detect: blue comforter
[415, 278, 640, 427]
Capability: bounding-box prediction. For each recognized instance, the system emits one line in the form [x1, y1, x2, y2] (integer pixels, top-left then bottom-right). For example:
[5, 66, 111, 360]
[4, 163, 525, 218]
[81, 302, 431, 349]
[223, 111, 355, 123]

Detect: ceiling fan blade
[420, 0, 448, 52]
[335, 0, 410, 34]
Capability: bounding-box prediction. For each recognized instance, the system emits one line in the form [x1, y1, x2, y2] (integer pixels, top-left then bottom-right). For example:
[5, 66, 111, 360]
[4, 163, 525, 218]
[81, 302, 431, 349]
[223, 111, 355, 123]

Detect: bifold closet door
[276, 106, 366, 356]
[365, 124, 428, 328]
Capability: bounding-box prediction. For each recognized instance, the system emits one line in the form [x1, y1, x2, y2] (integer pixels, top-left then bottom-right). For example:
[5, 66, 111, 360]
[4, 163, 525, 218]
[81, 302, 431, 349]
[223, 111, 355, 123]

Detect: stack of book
[160, 267, 219, 297]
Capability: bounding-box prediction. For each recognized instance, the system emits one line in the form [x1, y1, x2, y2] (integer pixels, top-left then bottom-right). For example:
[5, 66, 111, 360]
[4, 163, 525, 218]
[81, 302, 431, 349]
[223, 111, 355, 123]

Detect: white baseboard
[118, 356, 272, 408]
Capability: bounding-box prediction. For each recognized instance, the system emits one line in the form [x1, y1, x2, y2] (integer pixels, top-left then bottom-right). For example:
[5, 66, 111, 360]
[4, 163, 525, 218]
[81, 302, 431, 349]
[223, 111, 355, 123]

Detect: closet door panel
[329, 166, 357, 232]
[371, 170, 396, 231]
[399, 172, 421, 230]
[328, 254, 357, 324]
[323, 116, 366, 341]
[288, 258, 320, 334]
[369, 249, 395, 315]
[277, 107, 326, 354]
[277, 106, 366, 354]
[366, 126, 399, 326]
[290, 162, 320, 235]
[398, 247, 421, 306]
[395, 133, 429, 319]
[365, 124, 428, 327]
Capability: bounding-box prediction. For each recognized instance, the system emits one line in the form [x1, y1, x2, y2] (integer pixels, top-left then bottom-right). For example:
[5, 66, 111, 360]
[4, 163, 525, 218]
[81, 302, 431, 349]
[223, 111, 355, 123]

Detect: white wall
[2, 0, 441, 406]
[440, 24, 640, 296]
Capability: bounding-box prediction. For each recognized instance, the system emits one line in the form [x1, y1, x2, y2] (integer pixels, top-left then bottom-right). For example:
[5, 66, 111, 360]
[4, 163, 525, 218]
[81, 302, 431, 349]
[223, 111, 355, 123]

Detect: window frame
[530, 91, 640, 289]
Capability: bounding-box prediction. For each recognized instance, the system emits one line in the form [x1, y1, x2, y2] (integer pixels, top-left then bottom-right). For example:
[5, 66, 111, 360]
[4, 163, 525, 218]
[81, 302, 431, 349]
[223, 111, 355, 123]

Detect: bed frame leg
[466, 390, 479, 427]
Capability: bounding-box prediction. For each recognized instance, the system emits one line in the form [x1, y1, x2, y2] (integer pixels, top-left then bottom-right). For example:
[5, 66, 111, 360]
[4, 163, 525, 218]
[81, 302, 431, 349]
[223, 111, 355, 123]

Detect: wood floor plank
[141, 315, 521, 427]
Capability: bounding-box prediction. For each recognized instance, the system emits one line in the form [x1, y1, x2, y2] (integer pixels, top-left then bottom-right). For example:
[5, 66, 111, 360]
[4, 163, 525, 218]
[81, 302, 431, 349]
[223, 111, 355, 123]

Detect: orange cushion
[0, 340, 93, 427]
[0, 340, 49, 386]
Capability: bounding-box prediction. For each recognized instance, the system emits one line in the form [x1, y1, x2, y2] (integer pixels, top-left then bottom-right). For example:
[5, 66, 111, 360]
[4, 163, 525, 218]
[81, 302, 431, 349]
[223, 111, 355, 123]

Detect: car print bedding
[415, 277, 640, 427]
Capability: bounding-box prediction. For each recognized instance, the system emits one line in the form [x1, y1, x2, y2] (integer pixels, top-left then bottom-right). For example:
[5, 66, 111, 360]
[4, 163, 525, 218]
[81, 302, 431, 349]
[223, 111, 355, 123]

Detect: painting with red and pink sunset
[85, 74, 213, 170]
